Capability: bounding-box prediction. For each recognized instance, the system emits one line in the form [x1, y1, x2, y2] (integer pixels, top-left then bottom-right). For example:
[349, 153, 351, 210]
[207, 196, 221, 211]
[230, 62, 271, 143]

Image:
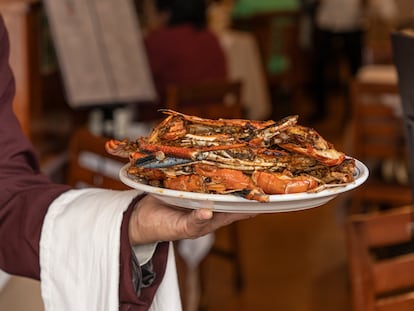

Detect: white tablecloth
[217, 30, 272, 120]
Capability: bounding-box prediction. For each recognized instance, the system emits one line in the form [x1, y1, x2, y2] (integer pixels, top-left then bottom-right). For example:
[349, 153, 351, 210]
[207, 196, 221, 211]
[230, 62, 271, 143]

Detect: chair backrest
[348, 71, 413, 212]
[165, 79, 243, 119]
[346, 205, 414, 311]
[67, 127, 129, 190]
[351, 79, 406, 161]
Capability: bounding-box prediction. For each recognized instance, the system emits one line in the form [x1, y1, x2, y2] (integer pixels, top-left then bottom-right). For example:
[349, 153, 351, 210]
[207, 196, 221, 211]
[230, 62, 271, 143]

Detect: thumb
[184, 208, 214, 238]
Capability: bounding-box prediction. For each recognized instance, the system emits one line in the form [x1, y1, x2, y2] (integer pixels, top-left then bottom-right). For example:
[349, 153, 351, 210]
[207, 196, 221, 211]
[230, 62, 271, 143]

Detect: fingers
[184, 208, 257, 239]
[129, 194, 258, 244]
[210, 210, 257, 224]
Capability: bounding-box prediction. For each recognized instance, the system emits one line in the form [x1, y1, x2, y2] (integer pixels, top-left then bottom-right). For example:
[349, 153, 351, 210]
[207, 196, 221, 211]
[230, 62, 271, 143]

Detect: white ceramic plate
[119, 159, 369, 213]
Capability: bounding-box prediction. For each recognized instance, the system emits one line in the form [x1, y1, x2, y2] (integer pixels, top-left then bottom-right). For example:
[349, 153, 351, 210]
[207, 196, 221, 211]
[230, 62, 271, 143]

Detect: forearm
[0, 14, 168, 309]
[0, 15, 71, 278]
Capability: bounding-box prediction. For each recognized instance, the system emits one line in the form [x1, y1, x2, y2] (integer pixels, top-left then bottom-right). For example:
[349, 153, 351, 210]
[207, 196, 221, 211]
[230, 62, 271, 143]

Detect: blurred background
[1, 0, 414, 310]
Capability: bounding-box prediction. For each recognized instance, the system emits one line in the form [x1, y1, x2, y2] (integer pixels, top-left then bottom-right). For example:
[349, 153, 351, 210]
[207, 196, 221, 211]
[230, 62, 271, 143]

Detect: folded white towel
[40, 188, 182, 311]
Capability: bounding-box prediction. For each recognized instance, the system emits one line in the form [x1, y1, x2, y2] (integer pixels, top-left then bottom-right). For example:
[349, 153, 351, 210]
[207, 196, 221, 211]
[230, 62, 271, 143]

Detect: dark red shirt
[145, 24, 227, 98]
[139, 24, 227, 121]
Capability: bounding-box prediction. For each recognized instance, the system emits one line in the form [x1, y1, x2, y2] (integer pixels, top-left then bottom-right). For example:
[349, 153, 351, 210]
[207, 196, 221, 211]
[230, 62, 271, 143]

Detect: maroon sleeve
[0, 16, 168, 309]
[119, 199, 169, 310]
[0, 16, 71, 279]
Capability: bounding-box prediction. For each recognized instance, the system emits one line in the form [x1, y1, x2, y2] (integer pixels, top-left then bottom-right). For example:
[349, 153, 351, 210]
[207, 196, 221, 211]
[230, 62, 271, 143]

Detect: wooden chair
[346, 205, 414, 311]
[349, 74, 413, 213]
[67, 127, 129, 190]
[165, 79, 243, 119]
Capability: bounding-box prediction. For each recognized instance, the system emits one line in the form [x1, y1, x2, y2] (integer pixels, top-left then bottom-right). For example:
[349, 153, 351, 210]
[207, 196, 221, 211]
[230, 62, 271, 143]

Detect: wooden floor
[198, 197, 352, 311]
[191, 90, 355, 311]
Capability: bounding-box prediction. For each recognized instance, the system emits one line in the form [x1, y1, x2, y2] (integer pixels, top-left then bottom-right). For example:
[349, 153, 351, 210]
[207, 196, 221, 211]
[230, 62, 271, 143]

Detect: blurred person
[310, 0, 366, 123]
[141, 0, 227, 120]
[0, 15, 253, 311]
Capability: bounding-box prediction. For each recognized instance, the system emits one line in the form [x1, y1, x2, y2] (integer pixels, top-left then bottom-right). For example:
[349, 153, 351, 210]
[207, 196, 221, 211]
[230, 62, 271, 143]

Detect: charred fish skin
[138, 156, 192, 169]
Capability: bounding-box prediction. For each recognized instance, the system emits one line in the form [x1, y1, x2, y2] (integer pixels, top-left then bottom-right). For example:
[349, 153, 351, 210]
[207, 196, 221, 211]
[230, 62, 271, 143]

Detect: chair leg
[208, 223, 244, 292]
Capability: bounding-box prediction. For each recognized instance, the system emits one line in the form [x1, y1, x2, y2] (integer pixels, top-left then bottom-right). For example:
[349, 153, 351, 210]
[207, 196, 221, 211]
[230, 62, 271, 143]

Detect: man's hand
[128, 194, 256, 245]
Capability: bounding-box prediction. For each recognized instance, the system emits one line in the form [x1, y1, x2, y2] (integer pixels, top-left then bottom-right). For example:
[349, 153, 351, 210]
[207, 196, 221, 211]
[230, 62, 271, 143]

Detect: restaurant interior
[2, 0, 414, 310]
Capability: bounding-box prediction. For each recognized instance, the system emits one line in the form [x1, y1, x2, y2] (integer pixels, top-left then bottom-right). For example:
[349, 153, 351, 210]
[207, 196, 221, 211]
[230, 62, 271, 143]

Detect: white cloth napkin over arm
[40, 188, 138, 311]
[39, 188, 181, 311]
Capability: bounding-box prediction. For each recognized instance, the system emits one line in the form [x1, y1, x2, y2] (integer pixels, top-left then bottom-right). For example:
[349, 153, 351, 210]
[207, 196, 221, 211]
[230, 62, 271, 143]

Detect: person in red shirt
[141, 0, 228, 120]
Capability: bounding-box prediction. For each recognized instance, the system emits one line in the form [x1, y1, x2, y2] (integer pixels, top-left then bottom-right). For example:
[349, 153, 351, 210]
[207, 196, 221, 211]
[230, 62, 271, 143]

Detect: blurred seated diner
[136, 0, 272, 121]
[137, 0, 228, 121]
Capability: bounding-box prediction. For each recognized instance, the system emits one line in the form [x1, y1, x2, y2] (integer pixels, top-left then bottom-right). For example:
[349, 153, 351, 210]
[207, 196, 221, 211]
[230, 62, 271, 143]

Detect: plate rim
[119, 158, 369, 205]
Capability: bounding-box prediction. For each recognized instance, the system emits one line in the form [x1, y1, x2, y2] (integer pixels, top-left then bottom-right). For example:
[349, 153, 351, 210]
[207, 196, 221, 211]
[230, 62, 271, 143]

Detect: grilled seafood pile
[106, 110, 355, 202]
